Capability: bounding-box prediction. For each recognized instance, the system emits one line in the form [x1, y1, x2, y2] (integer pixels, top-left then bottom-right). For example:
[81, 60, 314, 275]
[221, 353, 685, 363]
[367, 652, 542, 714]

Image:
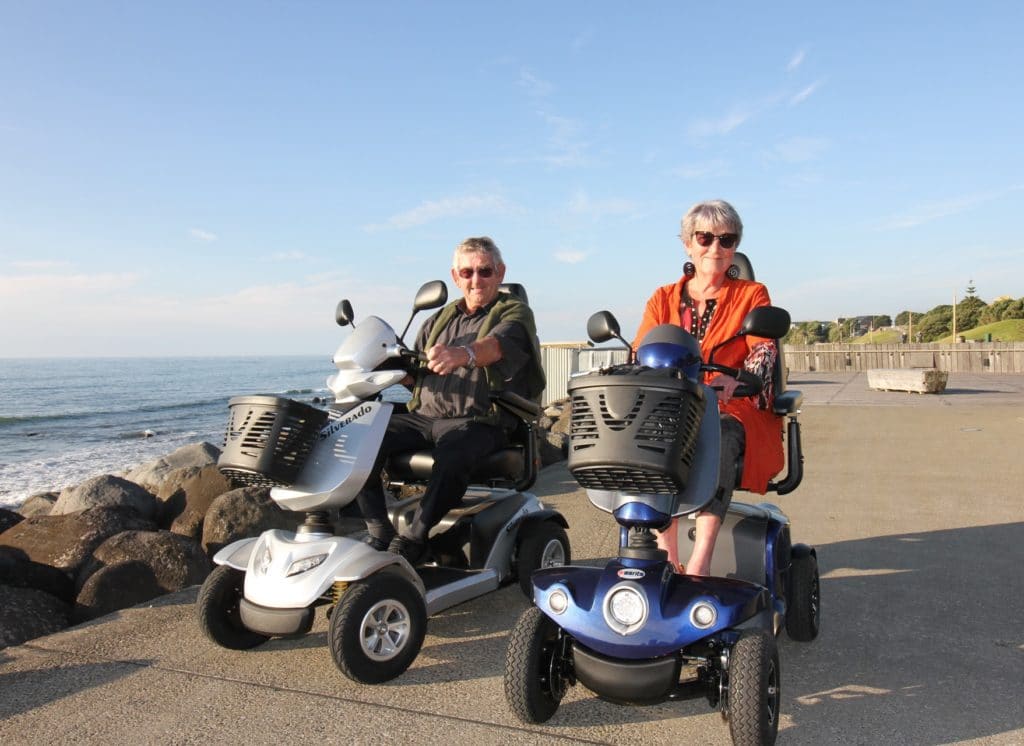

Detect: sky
[2, 1, 1022, 357]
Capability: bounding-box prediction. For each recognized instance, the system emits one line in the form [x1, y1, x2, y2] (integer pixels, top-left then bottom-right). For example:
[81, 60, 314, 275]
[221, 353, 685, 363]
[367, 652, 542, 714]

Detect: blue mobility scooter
[503, 281, 819, 745]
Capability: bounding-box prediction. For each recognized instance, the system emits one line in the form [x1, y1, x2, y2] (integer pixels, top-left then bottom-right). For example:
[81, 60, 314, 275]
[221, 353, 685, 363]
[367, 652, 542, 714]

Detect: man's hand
[426, 344, 470, 375]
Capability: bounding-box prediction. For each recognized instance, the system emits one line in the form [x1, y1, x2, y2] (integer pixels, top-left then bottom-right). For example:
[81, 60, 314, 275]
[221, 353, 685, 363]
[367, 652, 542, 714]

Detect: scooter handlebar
[702, 362, 763, 399]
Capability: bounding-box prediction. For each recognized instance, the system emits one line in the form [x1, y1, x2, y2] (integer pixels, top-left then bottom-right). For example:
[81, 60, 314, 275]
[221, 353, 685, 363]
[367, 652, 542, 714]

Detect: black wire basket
[218, 396, 329, 488]
[567, 367, 705, 494]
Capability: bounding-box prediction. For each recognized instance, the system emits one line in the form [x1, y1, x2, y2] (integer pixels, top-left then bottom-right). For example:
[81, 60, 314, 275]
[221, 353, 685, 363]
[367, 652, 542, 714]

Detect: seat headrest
[499, 283, 529, 304]
[730, 252, 755, 281]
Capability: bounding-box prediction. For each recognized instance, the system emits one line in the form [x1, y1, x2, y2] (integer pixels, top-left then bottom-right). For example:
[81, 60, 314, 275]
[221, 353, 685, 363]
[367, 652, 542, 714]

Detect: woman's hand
[707, 373, 741, 403]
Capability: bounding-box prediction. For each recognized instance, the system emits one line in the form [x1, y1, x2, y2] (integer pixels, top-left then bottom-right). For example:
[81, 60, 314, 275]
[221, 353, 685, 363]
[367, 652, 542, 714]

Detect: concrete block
[867, 368, 948, 394]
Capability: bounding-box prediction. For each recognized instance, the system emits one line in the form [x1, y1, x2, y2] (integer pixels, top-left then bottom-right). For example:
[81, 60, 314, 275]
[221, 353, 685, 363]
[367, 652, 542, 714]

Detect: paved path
[2, 374, 1023, 744]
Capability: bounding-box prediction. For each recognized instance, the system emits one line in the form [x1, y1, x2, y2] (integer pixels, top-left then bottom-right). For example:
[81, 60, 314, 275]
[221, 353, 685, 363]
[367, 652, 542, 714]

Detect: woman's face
[686, 222, 739, 279]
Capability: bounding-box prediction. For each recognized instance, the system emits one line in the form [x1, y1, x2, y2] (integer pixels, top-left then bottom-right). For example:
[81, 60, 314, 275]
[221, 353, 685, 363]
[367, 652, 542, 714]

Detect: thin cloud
[0, 271, 141, 295]
[672, 160, 728, 179]
[688, 107, 754, 137]
[769, 136, 829, 163]
[363, 193, 518, 232]
[10, 259, 73, 270]
[790, 80, 822, 105]
[568, 190, 638, 217]
[190, 228, 218, 242]
[877, 188, 1020, 230]
[267, 250, 309, 262]
[554, 250, 587, 264]
[787, 50, 806, 72]
[518, 69, 553, 98]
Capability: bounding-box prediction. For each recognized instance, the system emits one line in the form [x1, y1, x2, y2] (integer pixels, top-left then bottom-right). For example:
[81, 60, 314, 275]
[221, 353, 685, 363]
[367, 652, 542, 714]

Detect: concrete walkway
[2, 374, 1023, 744]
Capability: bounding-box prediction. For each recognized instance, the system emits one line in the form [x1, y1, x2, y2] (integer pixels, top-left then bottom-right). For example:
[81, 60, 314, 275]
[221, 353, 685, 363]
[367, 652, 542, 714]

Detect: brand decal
[319, 404, 372, 439]
[617, 569, 645, 580]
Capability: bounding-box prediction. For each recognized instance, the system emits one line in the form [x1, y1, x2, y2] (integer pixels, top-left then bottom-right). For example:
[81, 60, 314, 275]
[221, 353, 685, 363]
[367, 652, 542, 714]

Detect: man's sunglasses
[693, 231, 739, 249]
[457, 266, 495, 279]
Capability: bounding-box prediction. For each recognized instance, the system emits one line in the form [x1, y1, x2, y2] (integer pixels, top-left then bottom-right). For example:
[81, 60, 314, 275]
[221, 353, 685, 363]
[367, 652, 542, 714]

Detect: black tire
[726, 631, 780, 746]
[196, 565, 269, 650]
[504, 606, 569, 723]
[786, 550, 821, 642]
[515, 522, 570, 599]
[327, 572, 426, 684]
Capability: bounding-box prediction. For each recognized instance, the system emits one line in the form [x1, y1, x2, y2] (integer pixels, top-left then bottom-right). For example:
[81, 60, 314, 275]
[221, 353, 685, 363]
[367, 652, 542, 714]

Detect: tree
[916, 306, 953, 342]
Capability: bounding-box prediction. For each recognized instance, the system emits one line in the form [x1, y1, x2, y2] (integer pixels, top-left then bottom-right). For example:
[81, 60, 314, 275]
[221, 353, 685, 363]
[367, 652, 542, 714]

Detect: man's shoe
[388, 535, 427, 565]
[361, 533, 392, 552]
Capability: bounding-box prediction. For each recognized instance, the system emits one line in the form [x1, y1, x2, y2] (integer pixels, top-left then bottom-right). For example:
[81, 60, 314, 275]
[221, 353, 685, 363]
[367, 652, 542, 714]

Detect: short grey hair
[681, 200, 744, 246]
[453, 236, 504, 268]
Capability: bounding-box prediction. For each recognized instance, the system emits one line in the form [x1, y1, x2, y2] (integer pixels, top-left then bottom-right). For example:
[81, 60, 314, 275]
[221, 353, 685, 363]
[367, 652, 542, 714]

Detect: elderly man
[355, 236, 545, 564]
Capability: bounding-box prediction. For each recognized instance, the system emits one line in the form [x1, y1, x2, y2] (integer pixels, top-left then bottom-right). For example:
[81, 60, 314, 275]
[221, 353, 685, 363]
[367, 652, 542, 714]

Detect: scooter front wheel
[196, 565, 269, 650]
[328, 572, 426, 684]
[726, 631, 780, 746]
[504, 606, 569, 723]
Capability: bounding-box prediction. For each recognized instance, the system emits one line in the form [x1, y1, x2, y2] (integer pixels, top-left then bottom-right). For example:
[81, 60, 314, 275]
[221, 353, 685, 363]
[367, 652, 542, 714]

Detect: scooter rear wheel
[515, 522, 570, 599]
[328, 572, 426, 684]
[196, 565, 269, 650]
[786, 549, 820, 642]
[726, 631, 780, 746]
[504, 606, 568, 723]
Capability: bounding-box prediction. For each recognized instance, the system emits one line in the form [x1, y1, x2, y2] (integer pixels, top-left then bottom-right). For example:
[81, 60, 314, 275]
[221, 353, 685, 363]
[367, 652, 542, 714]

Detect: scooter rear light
[690, 601, 717, 629]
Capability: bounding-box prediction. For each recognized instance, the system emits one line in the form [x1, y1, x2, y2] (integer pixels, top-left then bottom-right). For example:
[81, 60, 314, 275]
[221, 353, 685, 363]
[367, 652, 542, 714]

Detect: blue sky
[2, 1, 1022, 356]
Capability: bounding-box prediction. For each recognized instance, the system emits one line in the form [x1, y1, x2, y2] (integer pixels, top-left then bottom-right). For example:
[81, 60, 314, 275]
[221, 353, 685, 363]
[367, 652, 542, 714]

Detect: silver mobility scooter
[198, 281, 570, 683]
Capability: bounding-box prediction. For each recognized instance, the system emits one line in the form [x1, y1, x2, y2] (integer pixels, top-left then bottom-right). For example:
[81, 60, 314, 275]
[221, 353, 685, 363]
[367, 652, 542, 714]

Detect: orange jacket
[636, 276, 784, 493]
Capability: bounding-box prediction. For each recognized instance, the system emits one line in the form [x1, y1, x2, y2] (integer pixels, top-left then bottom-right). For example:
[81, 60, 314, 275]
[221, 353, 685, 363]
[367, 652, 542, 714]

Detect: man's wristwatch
[462, 345, 476, 369]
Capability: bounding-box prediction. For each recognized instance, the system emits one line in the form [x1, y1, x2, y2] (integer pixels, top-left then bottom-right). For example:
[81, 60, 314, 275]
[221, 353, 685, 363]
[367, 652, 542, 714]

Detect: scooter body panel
[531, 560, 769, 659]
[271, 400, 393, 511]
[241, 529, 424, 608]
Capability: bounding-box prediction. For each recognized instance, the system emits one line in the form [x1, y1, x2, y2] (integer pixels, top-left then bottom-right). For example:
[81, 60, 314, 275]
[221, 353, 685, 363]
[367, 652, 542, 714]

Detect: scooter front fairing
[530, 561, 769, 659]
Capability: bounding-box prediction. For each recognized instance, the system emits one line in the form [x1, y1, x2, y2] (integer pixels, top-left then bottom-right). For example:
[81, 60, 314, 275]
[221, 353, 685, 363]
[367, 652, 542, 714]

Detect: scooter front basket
[567, 368, 704, 494]
[218, 396, 329, 488]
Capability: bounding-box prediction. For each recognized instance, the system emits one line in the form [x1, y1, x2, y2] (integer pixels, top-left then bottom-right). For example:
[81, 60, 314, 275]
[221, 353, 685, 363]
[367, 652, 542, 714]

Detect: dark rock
[18, 492, 57, 518]
[52, 475, 158, 521]
[0, 585, 70, 648]
[0, 508, 23, 534]
[165, 465, 233, 536]
[124, 441, 221, 493]
[0, 506, 155, 577]
[76, 529, 210, 594]
[538, 431, 569, 467]
[73, 561, 163, 623]
[0, 546, 75, 602]
[201, 486, 294, 556]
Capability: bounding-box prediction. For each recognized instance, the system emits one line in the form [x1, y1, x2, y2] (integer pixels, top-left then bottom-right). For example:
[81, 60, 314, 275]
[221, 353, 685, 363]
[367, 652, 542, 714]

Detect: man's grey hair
[453, 236, 504, 268]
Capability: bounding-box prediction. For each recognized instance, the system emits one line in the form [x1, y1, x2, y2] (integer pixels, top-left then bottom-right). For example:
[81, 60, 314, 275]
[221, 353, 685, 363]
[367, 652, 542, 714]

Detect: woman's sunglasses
[693, 231, 739, 249]
[457, 266, 495, 279]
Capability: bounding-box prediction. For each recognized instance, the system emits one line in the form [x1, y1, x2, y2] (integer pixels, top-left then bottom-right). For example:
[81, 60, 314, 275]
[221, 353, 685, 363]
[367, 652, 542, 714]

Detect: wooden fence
[781, 343, 1024, 374]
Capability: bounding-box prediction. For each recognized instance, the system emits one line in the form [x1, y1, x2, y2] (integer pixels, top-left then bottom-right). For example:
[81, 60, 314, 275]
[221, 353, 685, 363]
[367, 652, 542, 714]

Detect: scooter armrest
[773, 390, 803, 415]
[492, 390, 542, 421]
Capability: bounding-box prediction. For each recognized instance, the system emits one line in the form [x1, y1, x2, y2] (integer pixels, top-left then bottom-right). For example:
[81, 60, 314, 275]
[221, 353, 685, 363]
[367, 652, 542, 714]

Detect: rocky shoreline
[0, 400, 571, 649]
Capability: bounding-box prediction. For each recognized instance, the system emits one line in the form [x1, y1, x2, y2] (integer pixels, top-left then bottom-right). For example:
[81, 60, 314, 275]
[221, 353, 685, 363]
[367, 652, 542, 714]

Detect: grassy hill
[938, 319, 1024, 343]
[850, 329, 902, 344]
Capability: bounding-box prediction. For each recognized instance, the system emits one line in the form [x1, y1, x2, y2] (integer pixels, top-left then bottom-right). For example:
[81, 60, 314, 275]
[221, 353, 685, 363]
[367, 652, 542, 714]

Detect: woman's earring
[726, 264, 740, 279]
[683, 261, 696, 277]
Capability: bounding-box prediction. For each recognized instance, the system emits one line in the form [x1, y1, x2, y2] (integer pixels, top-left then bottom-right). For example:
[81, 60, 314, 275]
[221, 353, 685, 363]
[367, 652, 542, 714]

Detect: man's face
[452, 252, 505, 312]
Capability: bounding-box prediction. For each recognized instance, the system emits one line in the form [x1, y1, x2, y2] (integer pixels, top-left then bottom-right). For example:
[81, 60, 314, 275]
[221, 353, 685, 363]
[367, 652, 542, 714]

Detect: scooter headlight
[287, 553, 328, 577]
[254, 543, 272, 575]
[690, 601, 718, 629]
[603, 582, 648, 635]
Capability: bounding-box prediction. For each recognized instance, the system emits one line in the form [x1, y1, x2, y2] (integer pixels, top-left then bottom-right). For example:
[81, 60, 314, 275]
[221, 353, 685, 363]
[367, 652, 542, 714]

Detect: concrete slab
[3, 378, 1024, 744]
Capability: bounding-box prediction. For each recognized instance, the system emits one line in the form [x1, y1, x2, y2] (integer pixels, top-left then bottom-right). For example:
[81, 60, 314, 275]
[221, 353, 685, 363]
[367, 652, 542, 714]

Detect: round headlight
[602, 581, 649, 635]
[549, 589, 569, 614]
[690, 601, 718, 629]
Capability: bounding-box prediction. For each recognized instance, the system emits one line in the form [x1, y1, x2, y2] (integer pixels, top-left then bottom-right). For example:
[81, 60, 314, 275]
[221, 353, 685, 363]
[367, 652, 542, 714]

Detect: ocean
[0, 356, 408, 510]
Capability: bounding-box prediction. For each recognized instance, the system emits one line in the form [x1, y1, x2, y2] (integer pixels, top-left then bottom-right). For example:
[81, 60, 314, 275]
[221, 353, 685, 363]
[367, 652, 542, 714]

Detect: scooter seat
[385, 446, 525, 485]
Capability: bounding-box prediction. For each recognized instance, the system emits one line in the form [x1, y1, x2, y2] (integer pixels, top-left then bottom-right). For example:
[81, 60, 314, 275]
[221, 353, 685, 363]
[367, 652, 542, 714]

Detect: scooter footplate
[239, 598, 314, 636]
[572, 642, 681, 705]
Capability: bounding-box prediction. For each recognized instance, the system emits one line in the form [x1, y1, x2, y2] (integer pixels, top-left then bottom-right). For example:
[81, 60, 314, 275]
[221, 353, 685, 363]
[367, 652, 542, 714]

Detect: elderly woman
[635, 199, 783, 576]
